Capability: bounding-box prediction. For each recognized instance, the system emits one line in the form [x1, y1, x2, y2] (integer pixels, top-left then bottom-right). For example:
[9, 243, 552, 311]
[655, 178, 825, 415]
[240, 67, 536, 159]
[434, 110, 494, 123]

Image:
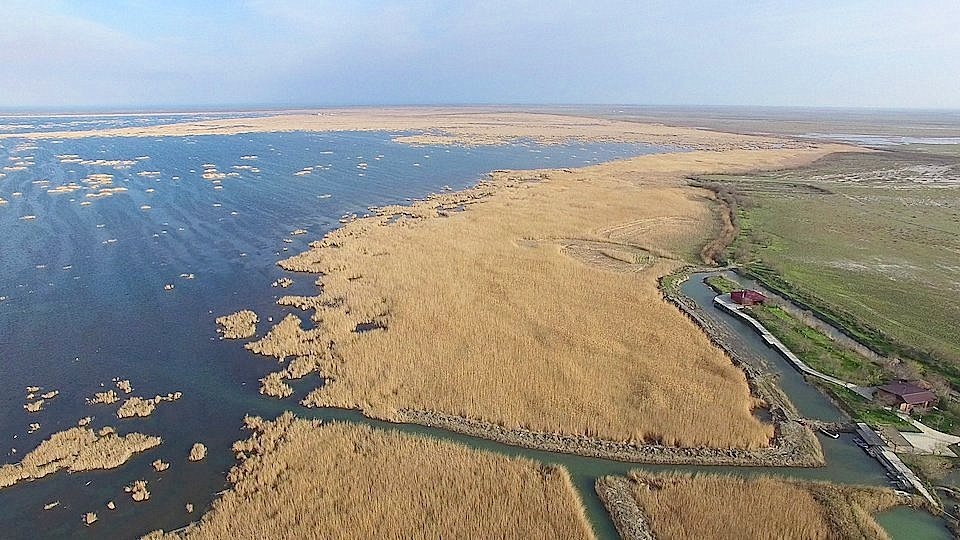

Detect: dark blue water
[0, 129, 666, 538]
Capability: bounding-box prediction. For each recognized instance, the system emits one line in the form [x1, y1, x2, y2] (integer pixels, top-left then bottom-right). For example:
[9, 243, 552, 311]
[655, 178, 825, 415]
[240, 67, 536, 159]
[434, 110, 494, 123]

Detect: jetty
[854, 423, 938, 507]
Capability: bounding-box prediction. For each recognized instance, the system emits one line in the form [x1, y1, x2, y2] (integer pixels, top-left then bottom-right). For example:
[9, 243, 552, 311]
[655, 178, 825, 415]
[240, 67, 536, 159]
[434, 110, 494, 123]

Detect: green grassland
[699, 148, 960, 386]
[747, 304, 886, 386]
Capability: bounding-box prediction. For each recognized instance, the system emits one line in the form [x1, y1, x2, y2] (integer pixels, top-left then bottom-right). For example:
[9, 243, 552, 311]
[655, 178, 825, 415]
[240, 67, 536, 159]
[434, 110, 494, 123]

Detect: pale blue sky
[2, 0, 959, 110]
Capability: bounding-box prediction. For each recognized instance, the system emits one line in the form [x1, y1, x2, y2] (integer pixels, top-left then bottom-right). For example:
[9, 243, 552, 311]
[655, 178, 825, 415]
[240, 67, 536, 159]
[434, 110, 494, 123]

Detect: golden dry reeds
[0, 426, 160, 489]
[188, 443, 207, 462]
[149, 414, 594, 540]
[116, 393, 182, 419]
[243, 147, 844, 450]
[624, 471, 903, 540]
[216, 310, 259, 339]
[125, 479, 150, 501]
[87, 389, 120, 404]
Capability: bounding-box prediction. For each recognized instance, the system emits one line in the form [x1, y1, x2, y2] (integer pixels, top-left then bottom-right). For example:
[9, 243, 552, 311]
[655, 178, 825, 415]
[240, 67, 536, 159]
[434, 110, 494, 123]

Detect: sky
[2, 0, 959, 110]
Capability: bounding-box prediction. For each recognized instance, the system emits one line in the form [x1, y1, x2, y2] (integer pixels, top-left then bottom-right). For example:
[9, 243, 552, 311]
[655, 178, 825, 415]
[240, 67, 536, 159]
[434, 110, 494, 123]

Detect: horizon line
[3, 103, 960, 117]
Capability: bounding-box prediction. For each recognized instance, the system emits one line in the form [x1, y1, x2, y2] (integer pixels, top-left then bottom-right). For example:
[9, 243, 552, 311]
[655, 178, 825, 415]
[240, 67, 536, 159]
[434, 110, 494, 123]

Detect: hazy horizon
[3, 1, 960, 110]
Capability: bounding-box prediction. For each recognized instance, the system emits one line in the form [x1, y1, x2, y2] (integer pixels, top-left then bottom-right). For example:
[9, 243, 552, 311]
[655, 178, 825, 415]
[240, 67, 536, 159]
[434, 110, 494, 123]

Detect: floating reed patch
[144, 414, 594, 539]
[0, 426, 160, 490]
[117, 392, 182, 419]
[216, 310, 259, 339]
[188, 443, 207, 462]
[622, 471, 906, 540]
[87, 389, 120, 405]
[126, 480, 150, 502]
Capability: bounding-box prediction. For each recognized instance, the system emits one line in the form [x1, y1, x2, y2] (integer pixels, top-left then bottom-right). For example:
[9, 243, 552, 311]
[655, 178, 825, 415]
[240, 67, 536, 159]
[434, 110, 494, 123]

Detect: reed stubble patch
[146, 414, 594, 540]
[612, 471, 908, 540]
[247, 147, 847, 450]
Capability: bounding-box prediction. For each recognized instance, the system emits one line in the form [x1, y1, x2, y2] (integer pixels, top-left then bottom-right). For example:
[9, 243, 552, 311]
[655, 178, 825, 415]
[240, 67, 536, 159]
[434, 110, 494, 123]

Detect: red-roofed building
[731, 289, 767, 306]
[875, 381, 937, 413]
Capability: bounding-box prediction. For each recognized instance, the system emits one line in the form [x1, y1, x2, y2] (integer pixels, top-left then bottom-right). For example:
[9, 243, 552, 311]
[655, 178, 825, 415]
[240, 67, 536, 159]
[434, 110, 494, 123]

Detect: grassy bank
[747, 304, 885, 386]
[695, 147, 960, 437]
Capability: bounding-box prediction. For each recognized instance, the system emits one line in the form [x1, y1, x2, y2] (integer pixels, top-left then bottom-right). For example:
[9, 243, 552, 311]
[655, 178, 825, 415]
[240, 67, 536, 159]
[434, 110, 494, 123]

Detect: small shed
[731, 289, 767, 306]
[875, 381, 937, 413]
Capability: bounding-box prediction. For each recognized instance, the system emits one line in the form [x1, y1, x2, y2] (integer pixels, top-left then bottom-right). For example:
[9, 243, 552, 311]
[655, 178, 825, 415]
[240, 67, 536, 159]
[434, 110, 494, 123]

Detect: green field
[747, 304, 886, 386]
[699, 148, 960, 390]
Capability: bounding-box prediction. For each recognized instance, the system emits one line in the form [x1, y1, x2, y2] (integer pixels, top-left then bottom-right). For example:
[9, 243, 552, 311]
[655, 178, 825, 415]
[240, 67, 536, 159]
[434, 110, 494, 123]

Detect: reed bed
[624, 471, 903, 540]
[249, 148, 842, 449]
[0, 426, 160, 489]
[2, 109, 804, 153]
[149, 414, 593, 539]
[216, 310, 258, 339]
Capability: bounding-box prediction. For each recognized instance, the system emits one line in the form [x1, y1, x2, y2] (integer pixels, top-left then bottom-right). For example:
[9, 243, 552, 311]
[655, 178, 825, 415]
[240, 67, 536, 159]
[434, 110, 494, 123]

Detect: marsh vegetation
[147, 414, 594, 539]
[615, 471, 907, 540]
[0, 426, 160, 489]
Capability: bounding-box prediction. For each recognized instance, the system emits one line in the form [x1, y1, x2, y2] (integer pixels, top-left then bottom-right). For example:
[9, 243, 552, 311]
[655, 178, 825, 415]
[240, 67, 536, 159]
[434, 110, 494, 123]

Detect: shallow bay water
[0, 127, 663, 538]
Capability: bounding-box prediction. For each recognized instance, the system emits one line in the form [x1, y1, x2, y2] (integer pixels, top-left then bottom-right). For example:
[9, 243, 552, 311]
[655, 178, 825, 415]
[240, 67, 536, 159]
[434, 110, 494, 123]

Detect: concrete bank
[714, 294, 858, 390]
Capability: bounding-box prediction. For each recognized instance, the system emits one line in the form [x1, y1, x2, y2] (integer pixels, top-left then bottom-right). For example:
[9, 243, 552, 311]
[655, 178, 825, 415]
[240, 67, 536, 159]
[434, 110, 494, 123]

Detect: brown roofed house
[731, 290, 766, 306]
[875, 381, 937, 413]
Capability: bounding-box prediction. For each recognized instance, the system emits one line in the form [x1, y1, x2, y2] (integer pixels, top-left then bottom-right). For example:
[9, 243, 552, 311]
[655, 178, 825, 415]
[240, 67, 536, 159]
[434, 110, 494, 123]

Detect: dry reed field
[147, 414, 593, 539]
[247, 145, 849, 450]
[623, 471, 902, 540]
